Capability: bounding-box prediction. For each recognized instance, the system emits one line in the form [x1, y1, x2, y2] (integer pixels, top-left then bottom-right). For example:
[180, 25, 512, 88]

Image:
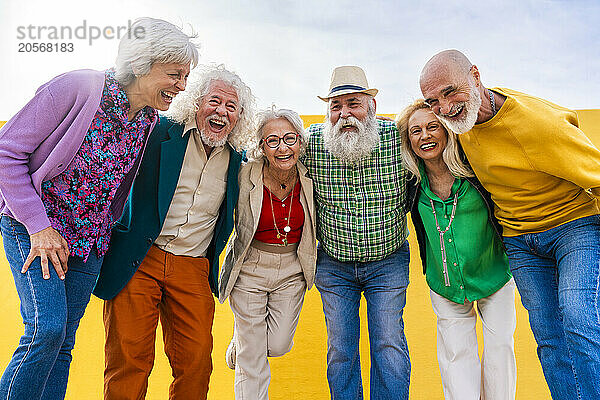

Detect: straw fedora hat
[318, 65, 379, 101]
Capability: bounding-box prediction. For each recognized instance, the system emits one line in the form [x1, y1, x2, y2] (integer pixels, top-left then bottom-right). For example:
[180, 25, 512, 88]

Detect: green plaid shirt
[304, 119, 408, 262]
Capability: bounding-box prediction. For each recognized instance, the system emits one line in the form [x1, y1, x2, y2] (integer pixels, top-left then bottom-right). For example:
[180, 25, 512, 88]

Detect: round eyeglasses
[261, 132, 299, 148]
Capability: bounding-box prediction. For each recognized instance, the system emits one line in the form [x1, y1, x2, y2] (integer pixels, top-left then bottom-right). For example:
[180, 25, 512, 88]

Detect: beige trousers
[228, 246, 306, 400]
[430, 278, 517, 400]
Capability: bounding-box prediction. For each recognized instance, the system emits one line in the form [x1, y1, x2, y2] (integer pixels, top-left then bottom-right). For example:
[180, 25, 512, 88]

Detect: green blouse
[417, 166, 511, 304]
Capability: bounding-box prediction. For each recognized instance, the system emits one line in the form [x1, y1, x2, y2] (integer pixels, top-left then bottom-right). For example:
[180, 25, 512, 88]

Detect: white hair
[115, 17, 199, 87]
[166, 64, 256, 152]
[248, 106, 308, 161]
[322, 98, 379, 165]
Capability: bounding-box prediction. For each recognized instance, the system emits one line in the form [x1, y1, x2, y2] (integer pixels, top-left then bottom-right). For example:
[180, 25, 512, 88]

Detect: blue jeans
[0, 216, 103, 400]
[314, 241, 411, 400]
[503, 215, 600, 400]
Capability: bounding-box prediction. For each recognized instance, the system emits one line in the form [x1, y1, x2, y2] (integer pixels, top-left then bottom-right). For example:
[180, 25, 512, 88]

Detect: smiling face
[328, 92, 372, 132]
[135, 62, 190, 111]
[196, 80, 240, 147]
[261, 117, 301, 173]
[323, 93, 379, 165]
[408, 108, 448, 163]
[420, 65, 481, 134]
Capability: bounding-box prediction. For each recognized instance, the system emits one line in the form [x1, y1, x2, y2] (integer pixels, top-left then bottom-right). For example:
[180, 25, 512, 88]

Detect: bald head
[420, 49, 473, 87]
[419, 50, 484, 134]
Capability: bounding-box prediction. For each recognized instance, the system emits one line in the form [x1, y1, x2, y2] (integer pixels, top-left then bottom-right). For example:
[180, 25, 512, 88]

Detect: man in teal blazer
[93, 119, 242, 299]
[93, 65, 255, 399]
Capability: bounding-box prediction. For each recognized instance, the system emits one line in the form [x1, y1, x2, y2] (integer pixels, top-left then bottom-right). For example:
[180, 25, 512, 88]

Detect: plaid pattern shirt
[303, 119, 408, 262]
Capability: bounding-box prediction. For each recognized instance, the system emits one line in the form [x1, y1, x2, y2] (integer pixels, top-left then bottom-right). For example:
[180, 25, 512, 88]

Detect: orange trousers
[103, 245, 215, 399]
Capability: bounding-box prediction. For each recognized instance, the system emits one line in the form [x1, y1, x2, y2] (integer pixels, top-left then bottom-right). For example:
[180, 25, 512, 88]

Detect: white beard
[438, 84, 482, 134]
[200, 129, 228, 148]
[322, 111, 379, 165]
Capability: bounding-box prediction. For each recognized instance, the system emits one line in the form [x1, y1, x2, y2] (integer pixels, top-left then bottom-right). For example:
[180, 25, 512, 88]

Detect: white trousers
[430, 278, 517, 400]
[228, 246, 306, 400]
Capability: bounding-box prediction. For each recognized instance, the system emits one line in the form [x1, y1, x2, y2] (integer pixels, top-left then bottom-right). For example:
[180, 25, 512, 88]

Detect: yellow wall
[0, 109, 598, 399]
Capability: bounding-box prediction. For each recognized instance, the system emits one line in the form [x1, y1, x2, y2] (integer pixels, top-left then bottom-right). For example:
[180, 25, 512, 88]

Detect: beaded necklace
[429, 192, 459, 287]
[488, 88, 496, 115]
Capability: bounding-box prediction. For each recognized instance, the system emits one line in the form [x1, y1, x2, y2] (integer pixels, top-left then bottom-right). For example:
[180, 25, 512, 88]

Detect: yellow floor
[0, 221, 550, 399]
[2, 110, 599, 399]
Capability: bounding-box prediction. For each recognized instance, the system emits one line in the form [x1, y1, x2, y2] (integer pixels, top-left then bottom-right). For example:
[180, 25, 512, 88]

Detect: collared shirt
[154, 119, 230, 257]
[303, 119, 408, 262]
[40, 69, 156, 260]
[417, 166, 511, 304]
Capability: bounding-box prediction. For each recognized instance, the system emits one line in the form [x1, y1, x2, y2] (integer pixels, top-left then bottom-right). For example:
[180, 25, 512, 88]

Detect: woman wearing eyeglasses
[218, 107, 316, 400]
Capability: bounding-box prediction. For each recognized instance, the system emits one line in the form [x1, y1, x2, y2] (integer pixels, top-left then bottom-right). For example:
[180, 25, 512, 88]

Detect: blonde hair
[395, 99, 474, 182]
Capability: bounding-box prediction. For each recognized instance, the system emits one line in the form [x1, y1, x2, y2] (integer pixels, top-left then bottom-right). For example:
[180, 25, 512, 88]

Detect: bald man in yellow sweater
[420, 49, 600, 400]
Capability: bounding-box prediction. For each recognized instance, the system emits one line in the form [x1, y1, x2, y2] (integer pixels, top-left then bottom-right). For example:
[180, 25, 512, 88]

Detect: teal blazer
[93, 117, 242, 299]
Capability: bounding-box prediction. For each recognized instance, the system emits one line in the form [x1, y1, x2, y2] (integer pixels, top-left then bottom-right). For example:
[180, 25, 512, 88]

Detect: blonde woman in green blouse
[397, 99, 516, 400]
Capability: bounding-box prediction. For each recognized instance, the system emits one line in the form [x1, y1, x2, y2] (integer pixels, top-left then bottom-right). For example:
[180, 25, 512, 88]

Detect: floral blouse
[41, 69, 157, 261]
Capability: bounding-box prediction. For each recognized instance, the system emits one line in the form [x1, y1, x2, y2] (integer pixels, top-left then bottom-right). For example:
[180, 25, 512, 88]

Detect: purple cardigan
[0, 69, 158, 235]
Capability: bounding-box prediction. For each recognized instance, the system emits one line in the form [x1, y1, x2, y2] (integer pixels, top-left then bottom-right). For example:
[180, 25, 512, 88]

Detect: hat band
[328, 84, 367, 96]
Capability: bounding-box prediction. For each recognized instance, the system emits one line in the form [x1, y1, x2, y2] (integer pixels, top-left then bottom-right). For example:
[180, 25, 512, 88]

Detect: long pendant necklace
[429, 192, 458, 287]
[268, 186, 294, 246]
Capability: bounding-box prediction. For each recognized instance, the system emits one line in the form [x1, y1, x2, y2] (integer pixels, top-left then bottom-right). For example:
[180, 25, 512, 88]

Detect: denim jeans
[0, 216, 103, 400]
[315, 240, 411, 400]
[503, 215, 600, 400]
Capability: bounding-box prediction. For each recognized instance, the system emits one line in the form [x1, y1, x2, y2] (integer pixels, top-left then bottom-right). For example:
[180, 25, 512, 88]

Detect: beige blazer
[218, 159, 317, 303]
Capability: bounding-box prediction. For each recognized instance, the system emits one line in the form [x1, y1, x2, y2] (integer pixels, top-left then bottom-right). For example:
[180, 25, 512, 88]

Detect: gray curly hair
[248, 106, 308, 161]
[166, 64, 256, 151]
[115, 17, 199, 87]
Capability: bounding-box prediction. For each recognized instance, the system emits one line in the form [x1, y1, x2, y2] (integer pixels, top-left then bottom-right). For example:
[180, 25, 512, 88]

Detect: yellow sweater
[459, 88, 600, 236]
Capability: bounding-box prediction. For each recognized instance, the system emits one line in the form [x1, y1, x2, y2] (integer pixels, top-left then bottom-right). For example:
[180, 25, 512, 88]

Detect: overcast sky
[0, 0, 598, 120]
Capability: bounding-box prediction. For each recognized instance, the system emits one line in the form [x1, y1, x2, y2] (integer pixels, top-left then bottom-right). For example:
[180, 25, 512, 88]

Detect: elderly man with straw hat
[303, 66, 411, 400]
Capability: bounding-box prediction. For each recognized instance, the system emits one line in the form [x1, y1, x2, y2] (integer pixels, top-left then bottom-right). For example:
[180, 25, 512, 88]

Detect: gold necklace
[267, 185, 294, 246]
[266, 167, 297, 191]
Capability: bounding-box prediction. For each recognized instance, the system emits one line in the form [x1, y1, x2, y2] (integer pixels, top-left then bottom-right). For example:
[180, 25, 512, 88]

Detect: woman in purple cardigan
[0, 17, 198, 400]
